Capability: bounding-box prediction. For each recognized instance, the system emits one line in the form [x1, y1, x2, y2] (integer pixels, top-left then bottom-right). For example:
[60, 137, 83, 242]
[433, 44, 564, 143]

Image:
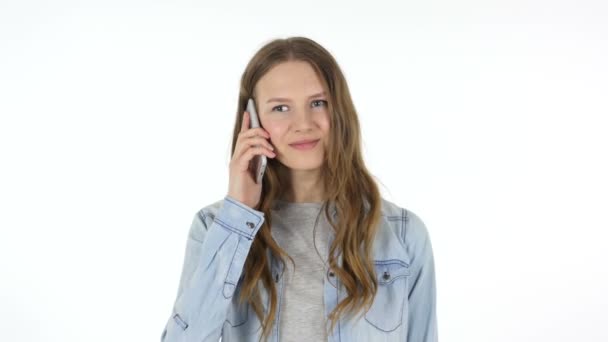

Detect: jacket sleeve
[161, 195, 265, 342]
[403, 209, 438, 342]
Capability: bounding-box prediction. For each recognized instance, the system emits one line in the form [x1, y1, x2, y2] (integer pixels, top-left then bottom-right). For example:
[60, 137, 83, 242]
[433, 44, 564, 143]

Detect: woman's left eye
[312, 100, 328, 107]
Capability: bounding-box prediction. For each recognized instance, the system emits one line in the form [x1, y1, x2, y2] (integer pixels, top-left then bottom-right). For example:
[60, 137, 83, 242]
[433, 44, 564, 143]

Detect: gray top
[269, 199, 331, 342]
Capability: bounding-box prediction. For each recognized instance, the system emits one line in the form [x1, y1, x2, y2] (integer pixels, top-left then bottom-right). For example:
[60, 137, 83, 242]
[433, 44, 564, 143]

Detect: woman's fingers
[240, 111, 249, 133]
[234, 135, 275, 160]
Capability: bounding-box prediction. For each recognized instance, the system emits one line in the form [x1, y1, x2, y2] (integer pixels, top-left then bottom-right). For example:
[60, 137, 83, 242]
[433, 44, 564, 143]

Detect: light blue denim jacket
[161, 195, 438, 342]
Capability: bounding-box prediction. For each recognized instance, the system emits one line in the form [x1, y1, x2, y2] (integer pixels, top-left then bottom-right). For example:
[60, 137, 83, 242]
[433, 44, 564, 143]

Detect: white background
[1, 0, 607, 341]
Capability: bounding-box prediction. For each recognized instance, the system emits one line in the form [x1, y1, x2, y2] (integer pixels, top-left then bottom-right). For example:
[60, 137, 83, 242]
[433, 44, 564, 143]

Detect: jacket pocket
[364, 260, 410, 332]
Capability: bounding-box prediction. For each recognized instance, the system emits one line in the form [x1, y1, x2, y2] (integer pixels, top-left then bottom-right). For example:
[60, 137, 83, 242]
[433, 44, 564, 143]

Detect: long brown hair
[230, 36, 382, 341]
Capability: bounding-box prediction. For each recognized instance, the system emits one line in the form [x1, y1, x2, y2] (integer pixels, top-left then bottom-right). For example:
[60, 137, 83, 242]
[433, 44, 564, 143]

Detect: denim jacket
[161, 195, 438, 342]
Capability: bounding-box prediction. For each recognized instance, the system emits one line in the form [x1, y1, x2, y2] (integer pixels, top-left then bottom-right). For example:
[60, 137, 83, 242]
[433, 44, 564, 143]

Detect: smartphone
[246, 98, 268, 184]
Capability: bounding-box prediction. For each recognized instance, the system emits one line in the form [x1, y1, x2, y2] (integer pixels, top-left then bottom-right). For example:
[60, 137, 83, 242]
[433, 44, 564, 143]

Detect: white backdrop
[1, 1, 607, 341]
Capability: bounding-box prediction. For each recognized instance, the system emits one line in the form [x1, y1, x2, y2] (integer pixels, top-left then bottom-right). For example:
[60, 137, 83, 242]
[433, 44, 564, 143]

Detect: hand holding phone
[226, 98, 275, 209]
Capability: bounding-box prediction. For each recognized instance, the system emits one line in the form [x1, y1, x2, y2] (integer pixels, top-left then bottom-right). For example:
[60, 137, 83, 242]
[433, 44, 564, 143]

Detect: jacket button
[383, 271, 390, 280]
[246, 221, 254, 229]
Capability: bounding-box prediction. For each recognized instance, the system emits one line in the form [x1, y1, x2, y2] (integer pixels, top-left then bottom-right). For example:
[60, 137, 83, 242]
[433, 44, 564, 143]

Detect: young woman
[161, 37, 438, 342]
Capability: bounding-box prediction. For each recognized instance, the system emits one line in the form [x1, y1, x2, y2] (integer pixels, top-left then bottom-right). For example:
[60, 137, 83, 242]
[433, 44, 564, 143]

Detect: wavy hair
[230, 36, 383, 341]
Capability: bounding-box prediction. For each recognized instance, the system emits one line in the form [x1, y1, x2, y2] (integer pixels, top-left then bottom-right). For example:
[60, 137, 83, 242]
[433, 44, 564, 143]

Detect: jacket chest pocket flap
[364, 260, 410, 332]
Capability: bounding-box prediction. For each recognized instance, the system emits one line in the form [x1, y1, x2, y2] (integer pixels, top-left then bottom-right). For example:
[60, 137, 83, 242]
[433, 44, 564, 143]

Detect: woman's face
[254, 61, 330, 172]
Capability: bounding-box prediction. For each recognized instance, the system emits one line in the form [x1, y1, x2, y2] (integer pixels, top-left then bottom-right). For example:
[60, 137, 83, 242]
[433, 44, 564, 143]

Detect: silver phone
[246, 98, 267, 184]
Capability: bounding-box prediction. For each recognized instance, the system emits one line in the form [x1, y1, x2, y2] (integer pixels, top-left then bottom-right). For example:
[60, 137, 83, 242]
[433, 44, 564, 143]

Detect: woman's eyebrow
[266, 91, 326, 104]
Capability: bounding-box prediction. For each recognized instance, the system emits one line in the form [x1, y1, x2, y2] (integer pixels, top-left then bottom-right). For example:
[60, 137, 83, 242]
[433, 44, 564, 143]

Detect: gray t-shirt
[269, 199, 331, 342]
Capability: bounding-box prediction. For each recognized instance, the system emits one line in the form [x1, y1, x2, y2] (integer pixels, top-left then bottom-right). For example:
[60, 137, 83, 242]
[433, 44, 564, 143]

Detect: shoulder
[378, 197, 432, 252]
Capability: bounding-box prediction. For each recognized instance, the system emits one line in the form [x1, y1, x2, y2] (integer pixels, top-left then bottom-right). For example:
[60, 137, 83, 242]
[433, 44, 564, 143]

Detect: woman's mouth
[289, 139, 320, 150]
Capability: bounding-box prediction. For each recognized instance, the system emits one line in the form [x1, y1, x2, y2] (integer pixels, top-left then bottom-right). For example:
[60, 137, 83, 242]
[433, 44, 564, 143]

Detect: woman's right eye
[272, 105, 288, 112]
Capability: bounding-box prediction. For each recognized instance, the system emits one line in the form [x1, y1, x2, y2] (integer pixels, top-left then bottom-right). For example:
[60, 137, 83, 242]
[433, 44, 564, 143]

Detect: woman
[161, 36, 438, 342]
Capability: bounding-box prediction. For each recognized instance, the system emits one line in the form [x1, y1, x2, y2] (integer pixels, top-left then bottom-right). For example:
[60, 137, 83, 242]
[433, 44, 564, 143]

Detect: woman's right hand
[227, 110, 276, 209]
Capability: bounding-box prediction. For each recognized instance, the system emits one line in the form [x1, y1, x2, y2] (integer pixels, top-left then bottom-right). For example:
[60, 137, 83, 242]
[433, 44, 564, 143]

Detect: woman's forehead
[256, 62, 324, 96]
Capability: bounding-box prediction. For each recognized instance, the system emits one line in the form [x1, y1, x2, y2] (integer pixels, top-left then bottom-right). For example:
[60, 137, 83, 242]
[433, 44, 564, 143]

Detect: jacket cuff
[215, 195, 265, 240]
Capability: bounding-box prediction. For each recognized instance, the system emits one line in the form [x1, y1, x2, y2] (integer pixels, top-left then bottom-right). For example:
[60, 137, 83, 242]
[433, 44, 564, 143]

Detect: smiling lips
[289, 139, 320, 150]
